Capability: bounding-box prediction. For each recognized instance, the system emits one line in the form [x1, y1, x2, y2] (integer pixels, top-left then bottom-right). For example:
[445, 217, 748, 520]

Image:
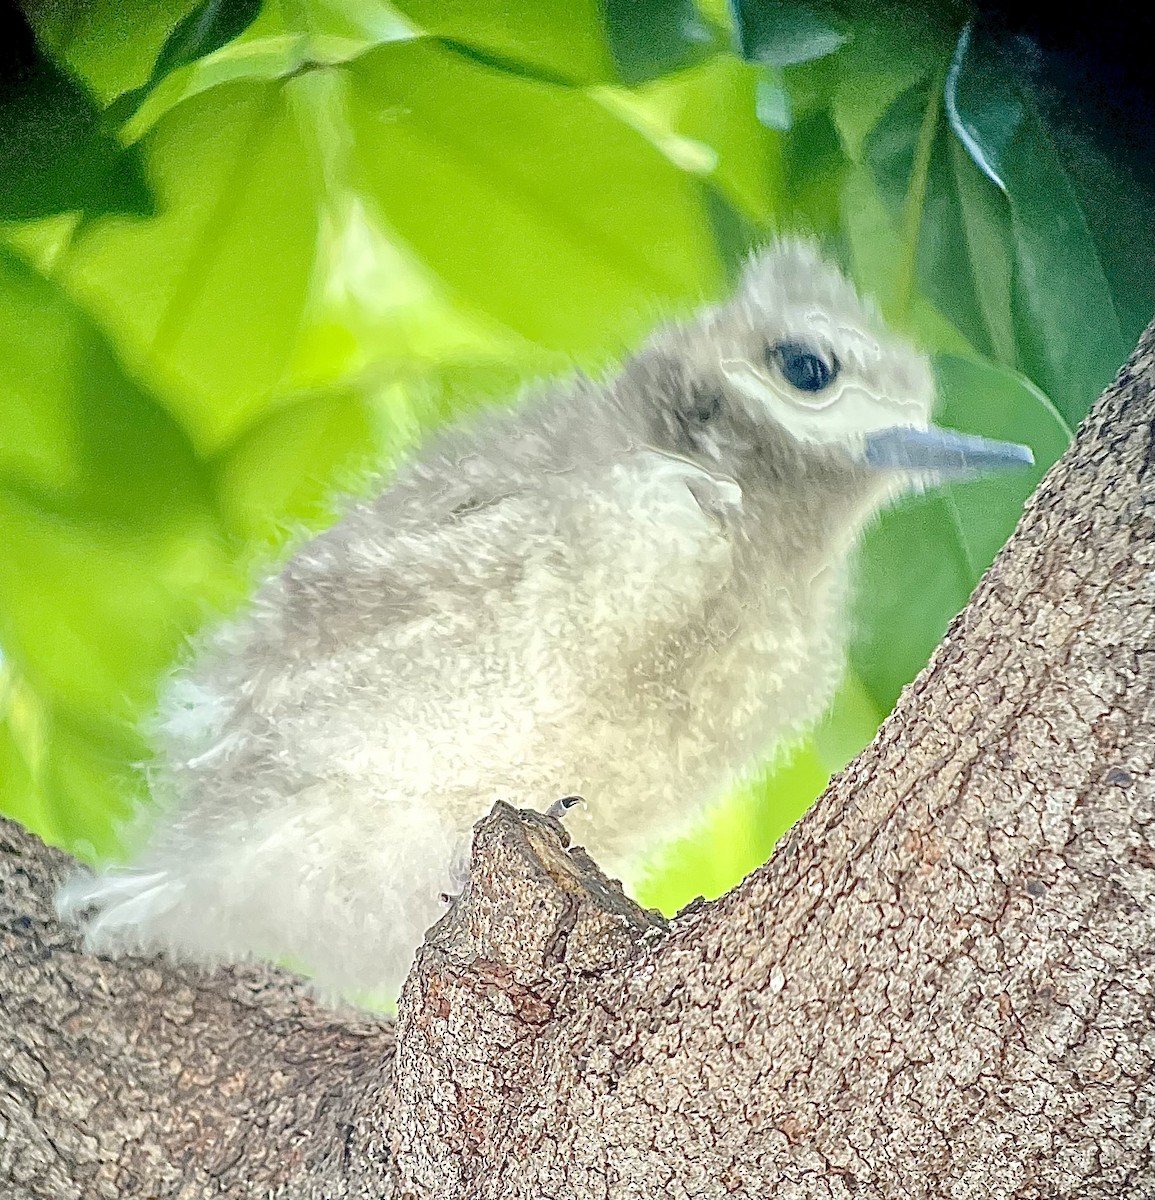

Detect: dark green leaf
[106, 0, 264, 121]
[946, 24, 1135, 426]
[21, 0, 202, 102]
[604, 0, 717, 85]
[782, 106, 847, 235]
[151, 0, 263, 82]
[866, 77, 1017, 366]
[0, 7, 152, 218]
[851, 353, 1070, 712]
[732, 0, 847, 67]
[866, 22, 1148, 427]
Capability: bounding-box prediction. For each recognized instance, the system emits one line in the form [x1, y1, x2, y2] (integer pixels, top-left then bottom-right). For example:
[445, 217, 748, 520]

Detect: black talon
[546, 794, 584, 818]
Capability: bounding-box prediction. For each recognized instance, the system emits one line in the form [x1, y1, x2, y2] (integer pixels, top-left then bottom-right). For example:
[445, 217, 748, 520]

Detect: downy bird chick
[58, 241, 1032, 1001]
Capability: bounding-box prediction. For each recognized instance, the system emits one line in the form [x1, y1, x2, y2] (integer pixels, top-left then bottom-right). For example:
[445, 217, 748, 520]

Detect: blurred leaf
[812, 666, 886, 772]
[0, 250, 215, 528]
[389, 0, 615, 84]
[866, 22, 1150, 427]
[840, 161, 976, 357]
[23, 0, 203, 103]
[781, 106, 847, 235]
[934, 354, 1071, 567]
[866, 76, 1016, 365]
[604, 0, 717, 85]
[1, 666, 147, 859]
[1048, 119, 1154, 354]
[850, 494, 973, 712]
[754, 66, 791, 130]
[0, 249, 234, 853]
[215, 385, 380, 545]
[106, 0, 264, 122]
[39, 711, 147, 860]
[346, 39, 724, 355]
[607, 53, 784, 225]
[732, 0, 847, 68]
[60, 76, 324, 451]
[151, 0, 264, 81]
[0, 481, 216, 711]
[121, 0, 419, 134]
[0, 6, 152, 218]
[0, 673, 45, 839]
[851, 354, 1070, 712]
[286, 194, 557, 393]
[823, 5, 946, 161]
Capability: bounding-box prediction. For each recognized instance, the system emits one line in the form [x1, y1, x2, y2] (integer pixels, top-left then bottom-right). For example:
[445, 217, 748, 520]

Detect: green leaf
[1, 666, 147, 860]
[604, 0, 717, 86]
[0, 250, 235, 719]
[0, 8, 152, 219]
[0, 674, 45, 841]
[1046, 116, 1154, 354]
[824, 6, 945, 161]
[23, 0, 203, 103]
[610, 53, 785, 225]
[0, 248, 236, 855]
[932, 355, 1071, 579]
[40, 711, 148, 861]
[214, 385, 380, 545]
[944, 24, 1133, 422]
[59, 76, 324, 451]
[866, 75, 1017, 364]
[755, 66, 791, 130]
[346, 39, 724, 355]
[865, 22, 1149, 428]
[0, 250, 215, 530]
[389, 0, 615, 84]
[851, 353, 1070, 712]
[732, 0, 847, 68]
[105, 0, 264, 122]
[840, 162, 976, 357]
[151, 0, 264, 82]
[781, 105, 848, 236]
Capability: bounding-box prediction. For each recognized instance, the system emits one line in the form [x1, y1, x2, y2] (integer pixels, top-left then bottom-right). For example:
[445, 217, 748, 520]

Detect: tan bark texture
[1, 324, 1153, 1199]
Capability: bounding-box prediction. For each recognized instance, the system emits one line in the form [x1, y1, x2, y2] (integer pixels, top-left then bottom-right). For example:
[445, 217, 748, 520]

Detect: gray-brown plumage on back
[57, 240, 1031, 1002]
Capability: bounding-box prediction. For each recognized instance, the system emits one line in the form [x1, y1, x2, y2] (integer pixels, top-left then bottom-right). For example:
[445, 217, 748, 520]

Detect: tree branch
[0, 819, 399, 1197]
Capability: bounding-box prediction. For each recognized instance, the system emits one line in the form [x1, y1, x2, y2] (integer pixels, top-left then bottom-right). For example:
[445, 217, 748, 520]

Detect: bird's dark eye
[692, 389, 723, 423]
[768, 341, 838, 393]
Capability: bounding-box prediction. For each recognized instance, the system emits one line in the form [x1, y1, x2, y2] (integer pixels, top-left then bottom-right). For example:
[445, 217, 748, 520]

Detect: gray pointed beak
[863, 426, 1034, 478]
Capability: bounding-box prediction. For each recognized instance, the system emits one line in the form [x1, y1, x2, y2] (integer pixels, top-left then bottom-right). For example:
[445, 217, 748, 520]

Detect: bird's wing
[557, 447, 742, 627]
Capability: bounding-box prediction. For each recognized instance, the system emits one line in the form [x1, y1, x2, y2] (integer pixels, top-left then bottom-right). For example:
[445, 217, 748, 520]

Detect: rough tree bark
[1, 325, 1152, 1199]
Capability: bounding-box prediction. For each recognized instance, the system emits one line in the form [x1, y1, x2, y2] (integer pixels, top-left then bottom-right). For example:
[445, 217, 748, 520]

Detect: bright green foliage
[0, 1, 1150, 911]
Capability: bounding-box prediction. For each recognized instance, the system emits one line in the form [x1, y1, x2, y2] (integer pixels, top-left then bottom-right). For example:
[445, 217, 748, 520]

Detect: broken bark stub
[393, 802, 668, 1192]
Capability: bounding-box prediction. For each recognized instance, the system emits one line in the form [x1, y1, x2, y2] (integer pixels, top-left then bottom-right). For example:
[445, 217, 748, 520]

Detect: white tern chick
[59, 240, 1032, 1001]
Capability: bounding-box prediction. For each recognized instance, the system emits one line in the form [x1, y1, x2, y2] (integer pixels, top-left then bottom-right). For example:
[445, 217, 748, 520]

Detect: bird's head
[624, 239, 1031, 540]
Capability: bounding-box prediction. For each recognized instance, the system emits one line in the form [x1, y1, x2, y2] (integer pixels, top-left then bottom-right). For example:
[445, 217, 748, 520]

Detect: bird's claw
[546, 794, 584, 820]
